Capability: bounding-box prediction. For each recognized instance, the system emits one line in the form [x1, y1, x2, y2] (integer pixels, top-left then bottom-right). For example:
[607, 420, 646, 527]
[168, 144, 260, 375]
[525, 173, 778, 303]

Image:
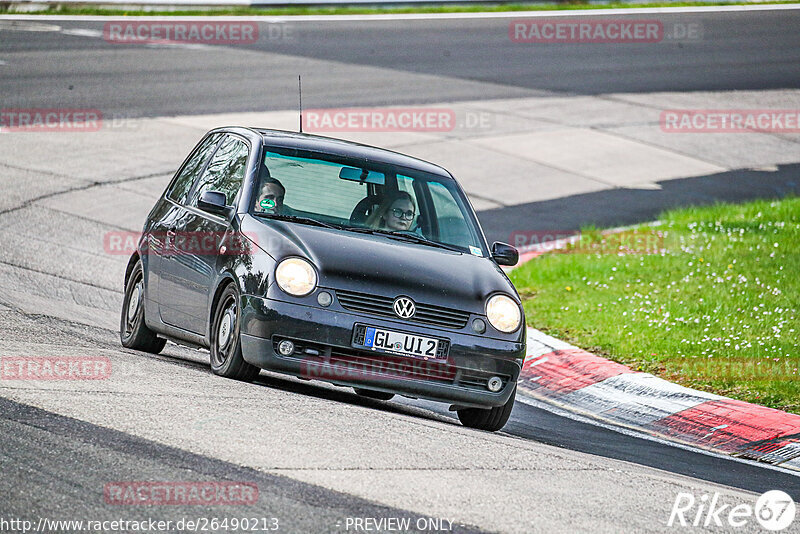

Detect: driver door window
[190, 135, 249, 208]
[166, 133, 222, 205]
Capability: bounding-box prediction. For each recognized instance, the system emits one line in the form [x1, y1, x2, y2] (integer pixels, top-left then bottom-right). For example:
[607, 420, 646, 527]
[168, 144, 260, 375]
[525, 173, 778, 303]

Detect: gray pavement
[2, 396, 488, 534]
[2, 10, 800, 115]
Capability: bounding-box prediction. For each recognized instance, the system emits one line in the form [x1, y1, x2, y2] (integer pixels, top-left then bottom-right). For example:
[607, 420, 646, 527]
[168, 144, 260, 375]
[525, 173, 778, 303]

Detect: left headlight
[275, 257, 317, 297]
[486, 294, 522, 333]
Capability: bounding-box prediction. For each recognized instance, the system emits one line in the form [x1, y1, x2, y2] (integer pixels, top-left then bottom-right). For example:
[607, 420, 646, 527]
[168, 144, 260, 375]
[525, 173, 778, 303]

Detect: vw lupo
[121, 128, 525, 431]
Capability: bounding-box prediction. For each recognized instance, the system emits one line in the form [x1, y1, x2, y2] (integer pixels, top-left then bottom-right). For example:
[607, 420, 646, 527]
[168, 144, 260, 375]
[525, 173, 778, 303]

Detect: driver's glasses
[391, 208, 414, 221]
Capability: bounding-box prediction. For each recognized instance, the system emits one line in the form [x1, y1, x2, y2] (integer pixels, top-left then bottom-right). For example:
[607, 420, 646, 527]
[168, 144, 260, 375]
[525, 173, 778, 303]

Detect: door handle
[164, 228, 178, 257]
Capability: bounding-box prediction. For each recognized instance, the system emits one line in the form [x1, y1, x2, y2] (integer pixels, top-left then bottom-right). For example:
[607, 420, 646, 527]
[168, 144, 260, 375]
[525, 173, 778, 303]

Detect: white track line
[60, 28, 102, 37]
[1, 3, 799, 22]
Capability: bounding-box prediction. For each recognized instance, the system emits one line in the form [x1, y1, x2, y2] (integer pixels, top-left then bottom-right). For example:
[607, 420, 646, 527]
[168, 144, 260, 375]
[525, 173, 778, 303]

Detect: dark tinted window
[166, 134, 222, 204]
[190, 135, 249, 207]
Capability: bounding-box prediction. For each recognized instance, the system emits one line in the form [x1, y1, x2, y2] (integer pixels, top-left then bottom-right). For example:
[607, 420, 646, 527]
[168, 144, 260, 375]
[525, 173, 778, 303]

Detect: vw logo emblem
[393, 297, 416, 319]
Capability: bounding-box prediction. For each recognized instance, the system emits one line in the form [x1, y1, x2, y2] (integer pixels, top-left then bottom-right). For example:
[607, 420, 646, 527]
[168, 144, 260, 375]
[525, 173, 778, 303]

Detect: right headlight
[275, 257, 317, 297]
[486, 294, 522, 333]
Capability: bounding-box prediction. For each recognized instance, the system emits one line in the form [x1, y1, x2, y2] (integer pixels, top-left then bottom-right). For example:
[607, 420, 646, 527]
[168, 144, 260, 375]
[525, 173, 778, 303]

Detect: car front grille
[335, 289, 471, 329]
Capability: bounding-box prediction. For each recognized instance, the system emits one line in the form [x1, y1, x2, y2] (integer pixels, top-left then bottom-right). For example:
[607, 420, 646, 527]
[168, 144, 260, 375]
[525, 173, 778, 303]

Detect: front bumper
[239, 294, 524, 408]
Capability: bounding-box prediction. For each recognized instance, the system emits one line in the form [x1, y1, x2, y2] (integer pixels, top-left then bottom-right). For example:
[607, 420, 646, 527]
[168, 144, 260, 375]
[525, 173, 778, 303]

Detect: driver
[255, 175, 285, 214]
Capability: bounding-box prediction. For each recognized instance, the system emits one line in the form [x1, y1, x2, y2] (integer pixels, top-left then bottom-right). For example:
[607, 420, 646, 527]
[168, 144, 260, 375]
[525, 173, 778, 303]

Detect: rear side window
[166, 133, 222, 204]
[190, 136, 249, 207]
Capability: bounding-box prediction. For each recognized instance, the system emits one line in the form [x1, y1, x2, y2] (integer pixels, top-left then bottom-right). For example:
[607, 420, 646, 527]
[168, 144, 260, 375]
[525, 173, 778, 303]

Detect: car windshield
[251, 147, 487, 256]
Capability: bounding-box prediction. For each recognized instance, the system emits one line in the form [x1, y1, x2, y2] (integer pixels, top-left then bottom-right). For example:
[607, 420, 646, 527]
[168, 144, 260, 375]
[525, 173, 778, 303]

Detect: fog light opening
[317, 291, 333, 307]
[471, 318, 486, 334]
[487, 376, 503, 392]
[277, 339, 295, 356]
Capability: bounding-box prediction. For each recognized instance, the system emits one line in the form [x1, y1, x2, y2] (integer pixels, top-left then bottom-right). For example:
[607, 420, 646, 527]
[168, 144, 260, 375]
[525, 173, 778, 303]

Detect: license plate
[360, 326, 441, 359]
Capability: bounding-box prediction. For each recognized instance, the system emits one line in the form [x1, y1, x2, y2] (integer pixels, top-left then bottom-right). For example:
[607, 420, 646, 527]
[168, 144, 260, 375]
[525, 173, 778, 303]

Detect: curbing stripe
[520, 348, 633, 395]
[742, 441, 800, 464]
[737, 439, 800, 464]
[520, 328, 800, 470]
[557, 373, 721, 426]
[649, 399, 800, 453]
[522, 329, 575, 353]
[780, 452, 800, 471]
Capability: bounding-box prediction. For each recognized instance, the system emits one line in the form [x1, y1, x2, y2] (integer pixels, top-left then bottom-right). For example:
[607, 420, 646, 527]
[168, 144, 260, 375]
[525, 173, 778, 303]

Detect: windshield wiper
[252, 213, 341, 230]
[344, 227, 463, 253]
[390, 231, 466, 253]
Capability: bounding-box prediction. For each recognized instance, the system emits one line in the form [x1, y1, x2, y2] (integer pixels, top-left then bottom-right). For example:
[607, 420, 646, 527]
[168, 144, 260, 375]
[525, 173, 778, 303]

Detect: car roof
[247, 128, 453, 179]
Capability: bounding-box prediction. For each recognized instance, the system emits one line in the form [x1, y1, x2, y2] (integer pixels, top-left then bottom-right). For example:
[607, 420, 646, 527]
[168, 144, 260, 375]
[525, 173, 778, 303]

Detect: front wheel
[120, 259, 166, 354]
[457, 386, 516, 432]
[210, 284, 260, 382]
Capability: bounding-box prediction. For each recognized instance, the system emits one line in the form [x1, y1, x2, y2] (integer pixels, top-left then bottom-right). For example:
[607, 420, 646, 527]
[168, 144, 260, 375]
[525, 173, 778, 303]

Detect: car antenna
[298, 75, 303, 133]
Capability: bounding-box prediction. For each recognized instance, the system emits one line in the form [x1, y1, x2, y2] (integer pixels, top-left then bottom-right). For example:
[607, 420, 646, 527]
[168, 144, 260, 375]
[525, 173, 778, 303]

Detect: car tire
[457, 386, 516, 432]
[120, 259, 166, 354]
[353, 388, 395, 401]
[210, 284, 260, 382]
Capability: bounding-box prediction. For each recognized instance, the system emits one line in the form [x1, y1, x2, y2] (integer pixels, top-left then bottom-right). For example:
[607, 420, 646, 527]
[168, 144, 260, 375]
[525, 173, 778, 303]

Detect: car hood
[241, 215, 517, 312]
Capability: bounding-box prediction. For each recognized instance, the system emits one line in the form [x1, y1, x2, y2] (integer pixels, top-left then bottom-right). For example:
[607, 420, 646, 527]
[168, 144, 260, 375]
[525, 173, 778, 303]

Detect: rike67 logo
[669, 490, 796, 531]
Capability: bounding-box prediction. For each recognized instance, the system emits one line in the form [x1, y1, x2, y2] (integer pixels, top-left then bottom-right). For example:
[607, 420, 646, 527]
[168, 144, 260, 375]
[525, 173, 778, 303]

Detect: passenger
[365, 191, 416, 232]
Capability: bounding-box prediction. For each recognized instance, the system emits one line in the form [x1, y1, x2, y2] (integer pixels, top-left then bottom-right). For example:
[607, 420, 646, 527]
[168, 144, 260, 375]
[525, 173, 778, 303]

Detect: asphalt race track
[2, 10, 800, 116]
[1, 8, 800, 533]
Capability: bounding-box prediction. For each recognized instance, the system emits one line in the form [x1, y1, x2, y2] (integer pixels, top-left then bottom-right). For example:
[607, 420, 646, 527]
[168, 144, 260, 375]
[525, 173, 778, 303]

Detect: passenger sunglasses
[391, 208, 415, 221]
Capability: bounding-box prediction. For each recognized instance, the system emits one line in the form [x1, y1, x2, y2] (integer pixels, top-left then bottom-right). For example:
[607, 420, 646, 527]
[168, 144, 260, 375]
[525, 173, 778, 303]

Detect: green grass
[510, 197, 800, 413]
[1, 0, 797, 16]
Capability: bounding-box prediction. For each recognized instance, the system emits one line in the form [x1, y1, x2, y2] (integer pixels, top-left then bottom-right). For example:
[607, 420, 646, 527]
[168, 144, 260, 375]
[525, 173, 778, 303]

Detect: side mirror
[491, 242, 519, 266]
[197, 191, 230, 216]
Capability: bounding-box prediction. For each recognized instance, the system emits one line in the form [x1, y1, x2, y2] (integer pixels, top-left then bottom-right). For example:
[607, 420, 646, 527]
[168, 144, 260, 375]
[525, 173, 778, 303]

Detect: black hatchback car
[121, 127, 526, 431]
